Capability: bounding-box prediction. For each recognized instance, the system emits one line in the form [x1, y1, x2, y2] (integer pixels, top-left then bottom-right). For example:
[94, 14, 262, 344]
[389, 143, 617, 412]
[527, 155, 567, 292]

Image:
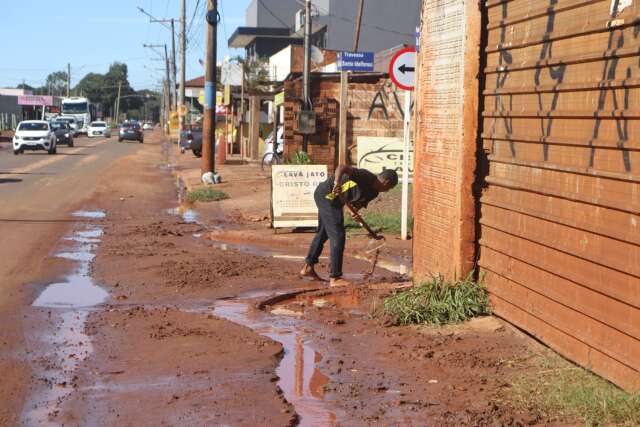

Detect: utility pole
[67, 63, 71, 97]
[163, 44, 171, 109]
[115, 81, 122, 124]
[302, 0, 312, 152]
[353, 0, 365, 52]
[170, 19, 177, 110]
[138, 7, 178, 109]
[202, 0, 219, 183]
[179, 0, 186, 130]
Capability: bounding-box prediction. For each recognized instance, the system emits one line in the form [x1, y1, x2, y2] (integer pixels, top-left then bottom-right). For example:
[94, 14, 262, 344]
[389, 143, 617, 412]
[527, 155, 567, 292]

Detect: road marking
[1, 139, 108, 179]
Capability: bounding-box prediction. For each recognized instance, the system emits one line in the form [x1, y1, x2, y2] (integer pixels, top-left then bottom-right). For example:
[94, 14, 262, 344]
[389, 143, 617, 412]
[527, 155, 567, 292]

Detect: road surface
[0, 135, 142, 425]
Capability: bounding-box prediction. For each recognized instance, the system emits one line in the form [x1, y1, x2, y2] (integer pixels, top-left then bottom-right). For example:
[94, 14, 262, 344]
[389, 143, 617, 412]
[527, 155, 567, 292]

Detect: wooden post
[338, 71, 348, 165]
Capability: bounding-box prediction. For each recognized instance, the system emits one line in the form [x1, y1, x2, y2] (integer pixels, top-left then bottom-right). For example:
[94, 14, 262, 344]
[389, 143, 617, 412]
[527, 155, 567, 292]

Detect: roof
[228, 27, 297, 48]
[185, 76, 205, 88]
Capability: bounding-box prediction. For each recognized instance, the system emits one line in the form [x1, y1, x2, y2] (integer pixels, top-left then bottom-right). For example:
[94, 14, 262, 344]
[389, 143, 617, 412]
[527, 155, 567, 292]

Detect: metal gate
[479, 0, 640, 391]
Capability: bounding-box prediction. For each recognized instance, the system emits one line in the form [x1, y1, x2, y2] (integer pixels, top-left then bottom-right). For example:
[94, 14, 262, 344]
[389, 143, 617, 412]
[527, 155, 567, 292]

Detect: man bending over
[300, 165, 398, 287]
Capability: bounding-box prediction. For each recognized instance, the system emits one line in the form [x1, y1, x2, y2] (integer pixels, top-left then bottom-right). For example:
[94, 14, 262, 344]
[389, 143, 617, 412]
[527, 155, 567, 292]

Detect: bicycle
[261, 150, 284, 171]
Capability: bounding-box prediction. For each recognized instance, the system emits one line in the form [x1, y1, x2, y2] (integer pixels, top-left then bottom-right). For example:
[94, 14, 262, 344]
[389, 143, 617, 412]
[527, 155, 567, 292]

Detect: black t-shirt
[318, 168, 379, 209]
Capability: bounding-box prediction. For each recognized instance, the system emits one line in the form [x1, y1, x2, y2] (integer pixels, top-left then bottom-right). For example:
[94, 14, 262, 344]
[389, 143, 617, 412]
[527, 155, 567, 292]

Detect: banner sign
[274, 91, 285, 107]
[337, 51, 374, 72]
[357, 136, 413, 182]
[18, 95, 54, 106]
[271, 165, 328, 228]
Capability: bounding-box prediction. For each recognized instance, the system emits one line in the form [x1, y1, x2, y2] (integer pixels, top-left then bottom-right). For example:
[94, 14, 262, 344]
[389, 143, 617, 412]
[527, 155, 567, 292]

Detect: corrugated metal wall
[479, 0, 640, 391]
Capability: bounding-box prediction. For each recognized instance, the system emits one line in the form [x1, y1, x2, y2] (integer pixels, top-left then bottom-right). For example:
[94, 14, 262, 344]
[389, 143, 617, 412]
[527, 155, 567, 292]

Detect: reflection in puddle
[71, 210, 106, 219]
[25, 219, 108, 424]
[167, 206, 198, 223]
[33, 273, 108, 308]
[214, 299, 340, 426]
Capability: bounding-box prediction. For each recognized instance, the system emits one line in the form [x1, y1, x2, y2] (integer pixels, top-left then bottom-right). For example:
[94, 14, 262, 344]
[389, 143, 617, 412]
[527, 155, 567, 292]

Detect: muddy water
[23, 212, 108, 425]
[214, 296, 343, 426]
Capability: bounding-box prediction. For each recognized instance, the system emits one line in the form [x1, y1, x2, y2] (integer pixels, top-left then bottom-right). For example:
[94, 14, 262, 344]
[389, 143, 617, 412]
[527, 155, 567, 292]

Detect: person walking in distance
[300, 164, 398, 287]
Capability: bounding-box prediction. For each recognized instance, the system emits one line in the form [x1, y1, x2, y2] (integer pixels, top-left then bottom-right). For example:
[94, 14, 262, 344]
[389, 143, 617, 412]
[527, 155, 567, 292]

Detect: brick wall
[412, 0, 481, 281]
[283, 74, 405, 173]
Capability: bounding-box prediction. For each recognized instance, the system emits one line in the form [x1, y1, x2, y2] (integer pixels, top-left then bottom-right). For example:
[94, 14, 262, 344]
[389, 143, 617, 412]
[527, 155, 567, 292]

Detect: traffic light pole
[201, 0, 219, 184]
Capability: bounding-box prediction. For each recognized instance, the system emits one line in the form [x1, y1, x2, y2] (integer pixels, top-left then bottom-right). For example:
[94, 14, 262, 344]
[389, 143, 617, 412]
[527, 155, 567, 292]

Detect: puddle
[33, 273, 108, 308]
[24, 219, 108, 424]
[71, 210, 106, 219]
[272, 290, 366, 317]
[214, 299, 341, 426]
[166, 206, 198, 223]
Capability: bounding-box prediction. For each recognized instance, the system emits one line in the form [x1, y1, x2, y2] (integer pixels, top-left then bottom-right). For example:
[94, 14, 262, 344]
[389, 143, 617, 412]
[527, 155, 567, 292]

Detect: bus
[61, 97, 95, 134]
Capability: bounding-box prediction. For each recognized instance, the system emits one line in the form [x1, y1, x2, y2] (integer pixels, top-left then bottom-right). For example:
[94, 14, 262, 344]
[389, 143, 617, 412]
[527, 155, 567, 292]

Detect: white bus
[61, 97, 95, 134]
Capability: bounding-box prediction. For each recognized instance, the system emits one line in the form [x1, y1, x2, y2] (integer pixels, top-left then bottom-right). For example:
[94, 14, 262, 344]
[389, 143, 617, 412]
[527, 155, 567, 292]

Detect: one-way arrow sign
[398, 64, 415, 74]
[389, 47, 417, 91]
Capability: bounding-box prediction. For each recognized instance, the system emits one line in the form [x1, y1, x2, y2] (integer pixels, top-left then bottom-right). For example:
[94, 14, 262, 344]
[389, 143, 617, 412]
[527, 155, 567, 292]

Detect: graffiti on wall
[368, 80, 413, 120]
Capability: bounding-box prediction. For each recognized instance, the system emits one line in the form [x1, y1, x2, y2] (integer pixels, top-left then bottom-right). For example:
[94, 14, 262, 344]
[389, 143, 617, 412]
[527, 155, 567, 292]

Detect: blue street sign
[337, 51, 374, 72]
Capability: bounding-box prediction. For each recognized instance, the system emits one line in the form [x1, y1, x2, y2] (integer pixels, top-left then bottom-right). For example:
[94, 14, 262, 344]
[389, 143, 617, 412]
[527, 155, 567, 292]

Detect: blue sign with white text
[337, 51, 374, 72]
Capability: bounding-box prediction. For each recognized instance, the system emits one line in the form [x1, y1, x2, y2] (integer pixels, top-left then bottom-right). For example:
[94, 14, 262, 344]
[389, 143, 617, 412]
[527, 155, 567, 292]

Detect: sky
[0, 0, 249, 92]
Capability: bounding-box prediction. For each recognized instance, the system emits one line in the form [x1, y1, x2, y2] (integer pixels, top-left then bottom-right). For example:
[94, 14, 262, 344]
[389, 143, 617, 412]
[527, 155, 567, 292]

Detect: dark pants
[305, 188, 345, 278]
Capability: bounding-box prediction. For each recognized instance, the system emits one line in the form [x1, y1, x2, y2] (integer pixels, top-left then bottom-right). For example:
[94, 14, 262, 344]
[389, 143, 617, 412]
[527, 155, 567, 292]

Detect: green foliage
[44, 70, 69, 96]
[383, 276, 491, 326]
[289, 151, 312, 165]
[232, 56, 271, 93]
[512, 356, 640, 426]
[185, 188, 229, 203]
[345, 212, 413, 235]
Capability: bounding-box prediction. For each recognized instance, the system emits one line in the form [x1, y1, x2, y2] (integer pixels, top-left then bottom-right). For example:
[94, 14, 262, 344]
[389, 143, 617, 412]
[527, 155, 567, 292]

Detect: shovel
[345, 202, 386, 278]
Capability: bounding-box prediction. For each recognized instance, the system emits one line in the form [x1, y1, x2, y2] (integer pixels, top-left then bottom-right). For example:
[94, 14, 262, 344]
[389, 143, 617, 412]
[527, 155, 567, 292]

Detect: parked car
[50, 121, 74, 147]
[179, 124, 202, 157]
[118, 121, 143, 143]
[142, 122, 154, 131]
[12, 120, 57, 155]
[88, 121, 111, 138]
[55, 116, 79, 136]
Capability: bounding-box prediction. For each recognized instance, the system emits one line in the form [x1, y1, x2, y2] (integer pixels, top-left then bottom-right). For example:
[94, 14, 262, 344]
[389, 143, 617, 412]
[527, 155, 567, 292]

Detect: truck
[60, 97, 94, 135]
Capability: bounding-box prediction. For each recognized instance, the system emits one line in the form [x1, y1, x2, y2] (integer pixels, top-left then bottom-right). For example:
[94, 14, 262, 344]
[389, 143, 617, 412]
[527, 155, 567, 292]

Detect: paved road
[0, 134, 144, 424]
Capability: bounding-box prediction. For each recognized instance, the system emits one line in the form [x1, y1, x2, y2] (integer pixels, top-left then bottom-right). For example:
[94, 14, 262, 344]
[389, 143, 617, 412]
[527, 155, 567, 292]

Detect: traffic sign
[337, 51, 374, 72]
[389, 47, 416, 91]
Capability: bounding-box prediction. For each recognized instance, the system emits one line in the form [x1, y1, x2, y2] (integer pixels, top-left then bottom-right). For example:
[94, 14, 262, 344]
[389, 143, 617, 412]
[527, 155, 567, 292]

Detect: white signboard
[271, 165, 328, 228]
[357, 136, 413, 182]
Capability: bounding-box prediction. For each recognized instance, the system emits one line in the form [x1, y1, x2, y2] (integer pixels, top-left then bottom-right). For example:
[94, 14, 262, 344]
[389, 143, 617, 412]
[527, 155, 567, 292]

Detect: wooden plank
[489, 293, 640, 392]
[480, 246, 640, 339]
[481, 204, 640, 277]
[480, 225, 640, 309]
[483, 269, 640, 373]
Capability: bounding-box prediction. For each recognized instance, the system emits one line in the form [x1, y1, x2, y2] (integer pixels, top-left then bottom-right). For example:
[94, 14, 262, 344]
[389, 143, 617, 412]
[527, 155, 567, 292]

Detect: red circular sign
[389, 47, 417, 91]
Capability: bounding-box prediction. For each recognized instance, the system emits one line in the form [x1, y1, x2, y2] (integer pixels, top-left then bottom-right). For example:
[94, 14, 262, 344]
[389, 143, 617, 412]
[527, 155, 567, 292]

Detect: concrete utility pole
[115, 81, 122, 124]
[163, 44, 171, 108]
[302, 0, 312, 152]
[170, 19, 178, 110]
[67, 63, 71, 97]
[179, 0, 186, 130]
[202, 0, 219, 183]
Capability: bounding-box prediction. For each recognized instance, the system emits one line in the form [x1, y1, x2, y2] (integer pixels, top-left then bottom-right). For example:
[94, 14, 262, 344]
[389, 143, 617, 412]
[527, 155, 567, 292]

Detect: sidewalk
[170, 143, 413, 280]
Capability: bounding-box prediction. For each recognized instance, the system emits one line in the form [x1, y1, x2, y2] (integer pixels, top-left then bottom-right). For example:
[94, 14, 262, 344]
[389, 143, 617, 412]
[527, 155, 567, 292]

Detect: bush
[383, 275, 490, 326]
[289, 151, 312, 165]
[185, 188, 229, 203]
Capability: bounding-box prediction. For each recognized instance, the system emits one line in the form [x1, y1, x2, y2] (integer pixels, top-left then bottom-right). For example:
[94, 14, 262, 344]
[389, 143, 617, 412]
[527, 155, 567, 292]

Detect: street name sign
[337, 51, 374, 72]
[389, 47, 416, 91]
[271, 165, 328, 228]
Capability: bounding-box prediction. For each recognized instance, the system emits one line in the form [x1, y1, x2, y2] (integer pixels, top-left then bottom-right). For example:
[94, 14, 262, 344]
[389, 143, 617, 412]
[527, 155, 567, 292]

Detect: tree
[44, 70, 69, 96]
[74, 73, 105, 104]
[233, 56, 271, 93]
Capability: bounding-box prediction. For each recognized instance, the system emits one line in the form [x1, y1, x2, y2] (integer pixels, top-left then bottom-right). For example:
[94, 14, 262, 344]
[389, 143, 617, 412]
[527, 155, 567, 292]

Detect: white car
[13, 120, 57, 155]
[142, 122, 153, 131]
[87, 121, 111, 138]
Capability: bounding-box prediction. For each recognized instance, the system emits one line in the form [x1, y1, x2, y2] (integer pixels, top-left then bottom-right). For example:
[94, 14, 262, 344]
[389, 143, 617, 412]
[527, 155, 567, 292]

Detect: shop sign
[271, 165, 328, 228]
[357, 136, 413, 182]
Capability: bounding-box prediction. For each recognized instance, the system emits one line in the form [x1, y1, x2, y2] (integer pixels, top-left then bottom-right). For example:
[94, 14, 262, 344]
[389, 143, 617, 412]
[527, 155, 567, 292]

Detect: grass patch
[511, 356, 640, 426]
[382, 275, 490, 326]
[345, 212, 412, 235]
[185, 188, 229, 203]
